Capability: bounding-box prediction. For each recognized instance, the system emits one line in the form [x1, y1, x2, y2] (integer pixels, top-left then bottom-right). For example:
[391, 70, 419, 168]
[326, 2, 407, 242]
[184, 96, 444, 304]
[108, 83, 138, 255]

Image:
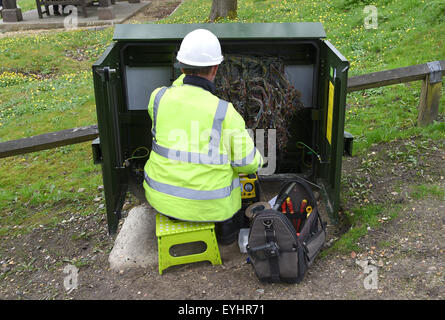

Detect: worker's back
[143, 28, 263, 223]
[144, 82, 261, 222]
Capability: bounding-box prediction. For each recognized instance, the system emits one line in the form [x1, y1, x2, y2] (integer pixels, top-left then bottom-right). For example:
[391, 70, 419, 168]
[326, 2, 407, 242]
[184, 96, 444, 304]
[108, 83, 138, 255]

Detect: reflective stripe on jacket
[143, 79, 263, 222]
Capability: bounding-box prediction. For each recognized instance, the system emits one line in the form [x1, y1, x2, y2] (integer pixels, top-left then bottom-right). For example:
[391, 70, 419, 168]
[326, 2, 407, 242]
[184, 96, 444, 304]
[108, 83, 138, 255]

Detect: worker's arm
[223, 103, 263, 174]
[147, 87, 163, 120]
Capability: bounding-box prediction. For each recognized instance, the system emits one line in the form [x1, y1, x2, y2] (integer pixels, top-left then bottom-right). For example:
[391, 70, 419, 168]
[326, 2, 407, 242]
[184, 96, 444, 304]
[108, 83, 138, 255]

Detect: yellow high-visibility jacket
[143, 76, 263, 221]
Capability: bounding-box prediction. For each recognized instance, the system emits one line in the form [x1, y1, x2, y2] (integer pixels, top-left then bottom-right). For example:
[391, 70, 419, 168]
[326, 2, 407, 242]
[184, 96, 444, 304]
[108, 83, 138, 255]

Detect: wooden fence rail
[0, 60, 443, 159]
[0, 125, 98, 159]
[347, 60, 445, 92]
[348, 60, 444, 126]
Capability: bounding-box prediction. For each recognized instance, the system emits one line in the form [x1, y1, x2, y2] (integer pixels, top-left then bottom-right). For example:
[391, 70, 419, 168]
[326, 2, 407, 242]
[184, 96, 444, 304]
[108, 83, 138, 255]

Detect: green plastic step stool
[156, 214, 222, 275]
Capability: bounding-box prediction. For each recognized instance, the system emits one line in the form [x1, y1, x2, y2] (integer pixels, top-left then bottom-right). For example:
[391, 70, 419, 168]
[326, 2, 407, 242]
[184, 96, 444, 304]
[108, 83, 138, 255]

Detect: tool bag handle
[275, 177, 316, 208]
[264, 221, 281, 282]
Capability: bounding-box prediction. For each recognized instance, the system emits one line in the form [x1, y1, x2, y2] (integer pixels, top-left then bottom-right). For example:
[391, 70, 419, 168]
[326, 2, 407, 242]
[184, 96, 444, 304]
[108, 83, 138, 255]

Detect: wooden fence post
[418, 61, 443, 126]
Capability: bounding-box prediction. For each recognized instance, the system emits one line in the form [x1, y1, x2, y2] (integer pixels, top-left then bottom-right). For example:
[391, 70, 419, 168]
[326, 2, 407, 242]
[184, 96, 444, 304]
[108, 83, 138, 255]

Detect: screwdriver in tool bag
[297, 199, 307, 233]
[281, 202, 287, 214]
[286, 197, 297, 231]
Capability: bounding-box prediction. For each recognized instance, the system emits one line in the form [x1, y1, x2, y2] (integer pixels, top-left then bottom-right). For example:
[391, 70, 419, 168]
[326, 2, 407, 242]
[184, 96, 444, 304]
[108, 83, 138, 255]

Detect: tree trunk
[209, 0, 237, 21]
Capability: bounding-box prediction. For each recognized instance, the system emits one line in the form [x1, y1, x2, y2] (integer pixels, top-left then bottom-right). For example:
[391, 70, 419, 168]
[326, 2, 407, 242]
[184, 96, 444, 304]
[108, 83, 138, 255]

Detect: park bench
[35, 0, 96, 18]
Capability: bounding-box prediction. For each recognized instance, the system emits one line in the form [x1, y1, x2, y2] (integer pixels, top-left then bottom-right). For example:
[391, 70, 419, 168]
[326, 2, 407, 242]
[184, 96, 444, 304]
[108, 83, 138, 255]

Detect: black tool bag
[247, 179, 326, 284]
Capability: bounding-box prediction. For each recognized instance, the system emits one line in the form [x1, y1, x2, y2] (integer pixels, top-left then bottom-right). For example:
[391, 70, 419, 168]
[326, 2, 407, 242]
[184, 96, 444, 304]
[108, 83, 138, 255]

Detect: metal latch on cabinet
[344, 131, 353, 157]
[96, 67, 117, 82]
[92, 137, 102, 164]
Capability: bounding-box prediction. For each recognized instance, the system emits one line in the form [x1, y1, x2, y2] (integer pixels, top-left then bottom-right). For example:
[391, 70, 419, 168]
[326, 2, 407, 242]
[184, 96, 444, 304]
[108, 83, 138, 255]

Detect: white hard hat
[175, 29, 224, 68]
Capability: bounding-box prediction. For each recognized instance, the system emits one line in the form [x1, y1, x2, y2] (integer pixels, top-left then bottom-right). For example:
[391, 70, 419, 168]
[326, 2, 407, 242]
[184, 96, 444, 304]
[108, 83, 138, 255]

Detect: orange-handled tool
[286, 197, 297, 230]
[299, 199, 307, 214]
[281, 202, 287, 214]
[286, 197, 295, 214]
[296, 199, 307, 233]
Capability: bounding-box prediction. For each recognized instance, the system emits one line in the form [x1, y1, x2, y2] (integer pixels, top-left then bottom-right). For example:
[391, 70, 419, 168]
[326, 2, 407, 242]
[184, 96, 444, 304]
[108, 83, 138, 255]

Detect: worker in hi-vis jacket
[143, 29, 263, 229]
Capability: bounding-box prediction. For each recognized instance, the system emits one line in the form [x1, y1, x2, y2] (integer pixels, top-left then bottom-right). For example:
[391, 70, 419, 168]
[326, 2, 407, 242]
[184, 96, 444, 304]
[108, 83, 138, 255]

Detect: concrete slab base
[0, 1, 151, 32]
[108, 205, 158, 272]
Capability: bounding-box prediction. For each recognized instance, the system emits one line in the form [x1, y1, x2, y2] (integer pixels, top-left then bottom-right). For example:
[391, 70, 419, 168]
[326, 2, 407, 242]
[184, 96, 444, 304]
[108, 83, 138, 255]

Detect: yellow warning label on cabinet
[326, 81, 334, 145]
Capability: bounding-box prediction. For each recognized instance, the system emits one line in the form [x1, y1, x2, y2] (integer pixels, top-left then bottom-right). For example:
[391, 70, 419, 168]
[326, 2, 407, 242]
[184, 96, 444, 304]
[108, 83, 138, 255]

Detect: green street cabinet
[92, 23, 350, 234]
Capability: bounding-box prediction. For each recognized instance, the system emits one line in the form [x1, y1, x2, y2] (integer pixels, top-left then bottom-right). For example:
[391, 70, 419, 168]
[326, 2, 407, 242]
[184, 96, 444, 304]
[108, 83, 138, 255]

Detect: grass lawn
[0, 0, 444, 249]
[15, 0, 38, 13]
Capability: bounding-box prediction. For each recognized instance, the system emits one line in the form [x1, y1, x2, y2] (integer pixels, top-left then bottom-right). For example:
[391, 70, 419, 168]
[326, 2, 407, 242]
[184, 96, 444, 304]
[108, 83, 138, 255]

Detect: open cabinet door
[316, 40, 349, 221]
[92, 43, 128, 235]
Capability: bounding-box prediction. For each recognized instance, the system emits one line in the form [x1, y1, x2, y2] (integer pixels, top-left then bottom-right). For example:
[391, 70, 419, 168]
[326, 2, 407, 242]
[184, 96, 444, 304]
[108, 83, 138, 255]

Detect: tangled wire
[214, 54, 305, 151]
